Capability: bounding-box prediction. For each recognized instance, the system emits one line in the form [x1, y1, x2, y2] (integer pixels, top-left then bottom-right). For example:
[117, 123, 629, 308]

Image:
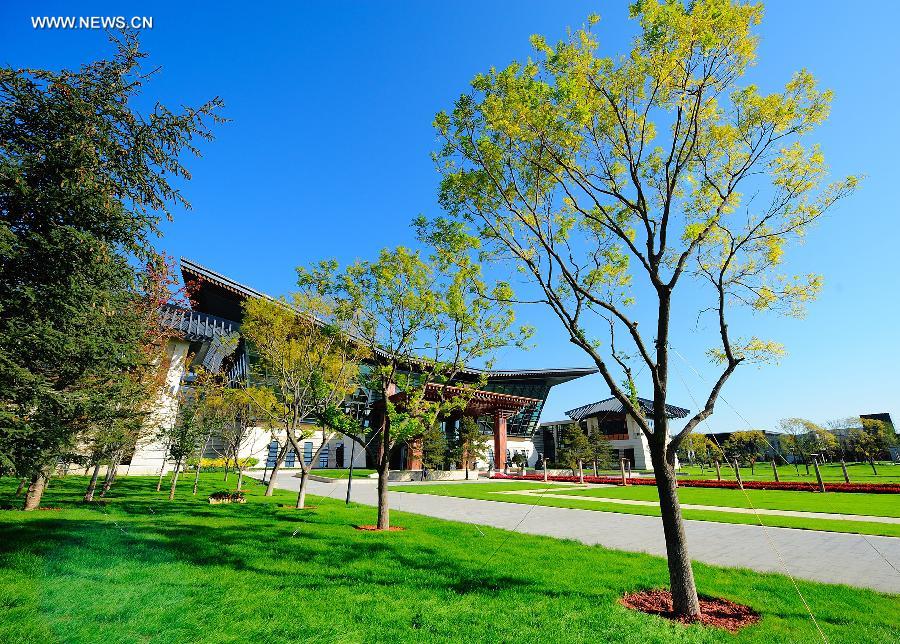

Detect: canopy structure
[388, 383, 540, 471]
[566, 396, 690, 421]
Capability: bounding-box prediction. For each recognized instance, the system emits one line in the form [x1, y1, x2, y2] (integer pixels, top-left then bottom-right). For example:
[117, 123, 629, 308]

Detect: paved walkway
[490, 488, 900, 524]
[259, 472, 900, 594]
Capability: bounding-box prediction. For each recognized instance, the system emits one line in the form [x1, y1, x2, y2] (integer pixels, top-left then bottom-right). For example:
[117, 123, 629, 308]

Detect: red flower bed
[491, 473, 900, 494]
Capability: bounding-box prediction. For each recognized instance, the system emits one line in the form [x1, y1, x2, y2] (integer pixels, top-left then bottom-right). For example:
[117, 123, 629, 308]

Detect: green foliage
[723, 430, 769, 465]
[849, 419, 895, 462]
[187, 457, 258, 471]
[676, 433, 724, 465]
[420, 423, 448, 470]
[452, 416, 490, 469]
[165, 395, 211, 465]
[777, 418, 837, 462]
[426, 0, 858, 467]
[0, 33, 221, 480]
[557, 424, 592, 471]
[240, 293, 363, 469]
[314, 245, 528, 462]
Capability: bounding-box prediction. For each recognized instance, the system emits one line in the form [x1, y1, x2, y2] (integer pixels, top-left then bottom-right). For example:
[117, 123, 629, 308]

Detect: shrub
[188, 457, 260, 472]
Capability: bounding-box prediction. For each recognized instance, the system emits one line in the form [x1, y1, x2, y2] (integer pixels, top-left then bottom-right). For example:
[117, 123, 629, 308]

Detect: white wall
[125, 339, 190, 475]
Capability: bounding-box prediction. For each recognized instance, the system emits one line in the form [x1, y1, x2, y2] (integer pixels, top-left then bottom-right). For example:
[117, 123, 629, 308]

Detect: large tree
[240, 293, 362, 509]
[0, 33, 221, 510]
[319, 247, 527, 529]
[558, 423, 592, 482]
[428, 0, 856, 617]
[723, 429, 767, 472]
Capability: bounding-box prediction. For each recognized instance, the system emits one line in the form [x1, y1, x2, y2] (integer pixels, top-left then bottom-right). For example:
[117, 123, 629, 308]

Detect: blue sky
[2, 1, 897, 431]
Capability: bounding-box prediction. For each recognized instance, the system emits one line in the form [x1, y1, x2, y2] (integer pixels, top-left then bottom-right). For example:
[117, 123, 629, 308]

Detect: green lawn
[676, 461, 900, 484]
[550, 483, 900, 517]
[0, 475, 896, 643]
[393, 482, 900, 538]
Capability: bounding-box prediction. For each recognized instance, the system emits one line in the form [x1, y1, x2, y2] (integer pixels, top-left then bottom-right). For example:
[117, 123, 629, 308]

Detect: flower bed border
[491, 473, 900, 494]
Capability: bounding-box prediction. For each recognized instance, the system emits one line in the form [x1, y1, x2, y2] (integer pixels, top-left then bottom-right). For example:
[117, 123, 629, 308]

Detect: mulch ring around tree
[353, 524, 406, 532]
[620, 589, 760, 633]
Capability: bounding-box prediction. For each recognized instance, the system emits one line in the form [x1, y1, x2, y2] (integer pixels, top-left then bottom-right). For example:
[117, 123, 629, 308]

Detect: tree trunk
[100, 452, 121, 498]
[192, 462, 201, 495]
[578, 459, 584, 484]
[168, 460, 182, 501]
[156, 443, 170, 492]
[376, 457, 390, 529]
[593, 459, 598, 477]
[237, 468, 244, 491]
[653, 451, 701, 619]
[265, 443, 288, 497]
[870, 458, 878, 475]
[23, 467, 50, 511]
[296, 466, 309, 509]
[156, 464, 166, 492]
[15, 478, 26, 496]
[84, 462, 102, 502]
[375, 397, 392, 530]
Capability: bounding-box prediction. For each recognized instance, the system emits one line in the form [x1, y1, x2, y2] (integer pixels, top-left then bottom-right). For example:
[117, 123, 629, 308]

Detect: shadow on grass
[1, 474, 896, 642]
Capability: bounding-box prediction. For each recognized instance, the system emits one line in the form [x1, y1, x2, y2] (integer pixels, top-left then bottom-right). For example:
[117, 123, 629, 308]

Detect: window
[303, 441, 313, 465]
[265, 441, 279, 467]
[319, 445, 329, 468]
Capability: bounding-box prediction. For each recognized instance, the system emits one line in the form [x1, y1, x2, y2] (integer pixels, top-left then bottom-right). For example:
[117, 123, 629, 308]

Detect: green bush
[187, 457, 259, 472]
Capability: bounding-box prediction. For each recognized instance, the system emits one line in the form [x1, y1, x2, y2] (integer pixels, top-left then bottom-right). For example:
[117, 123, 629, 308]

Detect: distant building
[542, 396, 691, 470]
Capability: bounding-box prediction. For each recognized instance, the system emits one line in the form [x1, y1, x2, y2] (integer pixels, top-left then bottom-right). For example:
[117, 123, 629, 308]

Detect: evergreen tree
[0, 33, 222, 509]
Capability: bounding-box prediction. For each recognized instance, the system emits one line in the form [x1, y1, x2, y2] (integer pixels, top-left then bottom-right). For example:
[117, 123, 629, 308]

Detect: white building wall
[247, 428, 368, 470]
[125, 339, 191, 475]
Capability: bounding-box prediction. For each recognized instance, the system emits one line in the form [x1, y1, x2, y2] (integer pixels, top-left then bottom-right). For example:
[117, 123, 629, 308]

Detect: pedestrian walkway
[257, 471, 900, 593]
[489, 487, 900, 524]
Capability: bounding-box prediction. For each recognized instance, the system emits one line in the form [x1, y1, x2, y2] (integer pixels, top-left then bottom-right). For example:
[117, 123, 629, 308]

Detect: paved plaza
[260, 471, 900, 593]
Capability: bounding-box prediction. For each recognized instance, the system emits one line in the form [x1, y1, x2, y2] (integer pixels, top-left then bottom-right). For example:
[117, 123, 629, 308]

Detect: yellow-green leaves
[707, 337, 785, 366]
[433, 0, 859, 429]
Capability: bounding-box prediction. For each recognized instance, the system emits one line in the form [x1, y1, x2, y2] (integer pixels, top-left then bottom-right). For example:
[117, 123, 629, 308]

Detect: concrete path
[490, 488, 900, 524]
[260, 471, 900, 594]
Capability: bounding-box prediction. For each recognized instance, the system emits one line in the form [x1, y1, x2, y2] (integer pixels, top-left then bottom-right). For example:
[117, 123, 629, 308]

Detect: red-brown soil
[620, 589, 760, 632]
[353, 524, 406, 532]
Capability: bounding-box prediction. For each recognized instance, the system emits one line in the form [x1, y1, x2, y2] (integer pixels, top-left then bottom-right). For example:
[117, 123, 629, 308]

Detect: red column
[406, 437, 423, 470]
[493, 413, 507, 472]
